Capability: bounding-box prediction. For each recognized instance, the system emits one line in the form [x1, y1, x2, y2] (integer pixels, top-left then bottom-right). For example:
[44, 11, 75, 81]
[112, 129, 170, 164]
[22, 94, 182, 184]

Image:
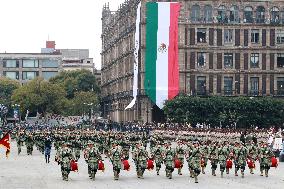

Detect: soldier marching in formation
[5, 122, 281, 183]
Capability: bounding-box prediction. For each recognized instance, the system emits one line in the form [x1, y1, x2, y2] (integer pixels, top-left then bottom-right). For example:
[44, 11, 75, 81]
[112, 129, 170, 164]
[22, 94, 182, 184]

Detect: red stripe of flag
[168, 3, 180, 100]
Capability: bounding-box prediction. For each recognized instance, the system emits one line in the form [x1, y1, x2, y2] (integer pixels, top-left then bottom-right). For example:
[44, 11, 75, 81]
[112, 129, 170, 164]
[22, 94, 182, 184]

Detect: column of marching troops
[13, 128, 278, 183]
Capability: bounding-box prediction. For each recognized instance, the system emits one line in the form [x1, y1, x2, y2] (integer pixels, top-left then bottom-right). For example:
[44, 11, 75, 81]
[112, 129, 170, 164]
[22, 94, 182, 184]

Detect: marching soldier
[247, 140, 258, 174]
[134, 142, 148, 179]
[58, 142, 74, 181]
[233, 141, 247, 178]
[84, 141, 101, 180]
[16, 131, 25, 155]
[218, 141, 230, 178]
[175, 140, 185, 175]
[189, 141, 202, 183]
[110, 141, 123, 180]
[25, 133, 34, 155]
[200, 141, 210, 174]
[152, 142, 164, 175]
[164, 141, 175, 179]
[209, 142, 219, 176]
[258, 141, 274, 177]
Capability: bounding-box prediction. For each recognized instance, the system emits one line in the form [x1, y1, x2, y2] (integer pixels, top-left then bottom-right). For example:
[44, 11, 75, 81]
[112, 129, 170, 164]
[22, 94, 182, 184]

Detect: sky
[0, 0, 125, 69]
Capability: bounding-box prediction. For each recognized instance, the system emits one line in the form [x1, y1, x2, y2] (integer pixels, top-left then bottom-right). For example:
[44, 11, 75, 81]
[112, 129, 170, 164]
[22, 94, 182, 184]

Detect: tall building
[101, 0, 284, 123]
[41, 41, 95, 73]
[0, 53, 62, 84]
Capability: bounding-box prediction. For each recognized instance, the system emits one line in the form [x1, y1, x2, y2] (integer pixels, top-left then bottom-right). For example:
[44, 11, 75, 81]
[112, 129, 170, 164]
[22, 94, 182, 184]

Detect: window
[3, 60, 19, 68]
[250, 53, 259, 68]
[224, 77, 233, 95]
[244, 6, 253, 23]
[229, 6, 239, 23]
[197, 52, 206, 67]
[204, 5, 213, 22]
[42, 72, 58, 80]
[4, 71, 19, 80]
[271, 7, 280, 24]
[224, 29, 233, 43]
[250, 77, 259, 95]
[224, 53, 233, 68]
[251, 29, 260, 43]
[191, 5, 200, 22]
[277, 54, 284, 68]
[42, 59, 59, 68]
[277, 77, 284, 95]
[217, 5, 227, 23]
[197, 28, 206, 43]
[256, 6, 265, 23]
[22, 59, 39, 68]
[197, 76, 206, 95]
[281, 10, 284, 24]
[276, 30, 284, 44]
[22, 71, 38, 80]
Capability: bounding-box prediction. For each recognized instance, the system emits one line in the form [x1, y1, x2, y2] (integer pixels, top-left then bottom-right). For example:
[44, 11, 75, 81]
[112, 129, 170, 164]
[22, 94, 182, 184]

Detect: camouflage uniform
[189, 141, 201, 183]
[84, 141, 101, 180]
[233, 142, 247, 178]
[164, 142, 175, 179]
[58, 143, 74, 181]
[152, 144, 164, 175]
[218, 142, 230, 177]
[25, 134, 34, 155]
[134, 143, 148, 179]
[258, 142, 274, 177]
[175, 141, 185, 175]
[209, 142, 219, 176]
[110, 143, 123, 180]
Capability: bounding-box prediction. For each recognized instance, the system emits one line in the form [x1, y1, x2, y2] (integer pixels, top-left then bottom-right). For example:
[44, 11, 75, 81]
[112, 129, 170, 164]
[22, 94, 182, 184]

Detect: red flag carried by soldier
[0, 132, 10, 157]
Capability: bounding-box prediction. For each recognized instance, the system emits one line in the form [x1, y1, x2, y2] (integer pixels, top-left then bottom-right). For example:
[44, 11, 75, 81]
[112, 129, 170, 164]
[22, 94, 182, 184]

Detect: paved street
[0, 141, 283, 189]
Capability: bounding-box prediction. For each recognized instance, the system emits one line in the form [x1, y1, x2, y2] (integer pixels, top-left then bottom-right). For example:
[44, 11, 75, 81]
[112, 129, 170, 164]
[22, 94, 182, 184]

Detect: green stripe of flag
[145, 2, 158, 103]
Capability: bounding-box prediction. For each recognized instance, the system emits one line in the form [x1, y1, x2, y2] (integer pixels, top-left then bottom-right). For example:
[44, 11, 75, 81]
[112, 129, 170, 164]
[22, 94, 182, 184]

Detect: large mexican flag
[145, 2, 180, 109]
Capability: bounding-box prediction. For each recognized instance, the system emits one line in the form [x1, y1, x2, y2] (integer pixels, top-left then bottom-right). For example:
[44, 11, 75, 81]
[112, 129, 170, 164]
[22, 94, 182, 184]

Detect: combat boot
[201, 167, 205, 174]
[212, 170, 216, 176]
[265, 170, 268, 177]
[114, 171, 119, 180]
[226, 168, 229, 174]
[168, 172, 172, 179]
[194, 175, 198, 183]
[260, 170, 264, 176]
[178, 168, 182, 175]
[156, 168, 160, 175]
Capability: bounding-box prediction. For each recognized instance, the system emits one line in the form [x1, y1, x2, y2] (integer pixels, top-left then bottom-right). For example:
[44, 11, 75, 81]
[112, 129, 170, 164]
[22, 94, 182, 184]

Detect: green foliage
[49, 69, 100, 99]
[11, 78, 68, 115]
[164, 96, 284, 128]
[66, 91, 99, 116]
[0, 77, 20, 106]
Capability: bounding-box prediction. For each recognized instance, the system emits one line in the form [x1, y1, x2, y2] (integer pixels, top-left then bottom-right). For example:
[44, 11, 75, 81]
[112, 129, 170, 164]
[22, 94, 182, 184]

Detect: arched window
[256, 6, 265, 23]
[191, 5, 200, 22]
[217, 5, 227, 23]
[229, 5, 239, 23]
[244, 6, 253, 23]
[271, 7, 280, 24]
[204, 5, 213, 22]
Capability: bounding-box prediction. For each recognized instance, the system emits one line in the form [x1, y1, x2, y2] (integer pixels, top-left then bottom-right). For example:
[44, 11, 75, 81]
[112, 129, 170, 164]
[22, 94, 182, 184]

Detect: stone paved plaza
[0, 142, 283, 189]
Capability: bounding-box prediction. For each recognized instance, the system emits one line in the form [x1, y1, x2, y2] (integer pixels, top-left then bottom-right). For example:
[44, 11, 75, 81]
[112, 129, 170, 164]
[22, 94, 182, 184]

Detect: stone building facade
[101, 0, 284, 123]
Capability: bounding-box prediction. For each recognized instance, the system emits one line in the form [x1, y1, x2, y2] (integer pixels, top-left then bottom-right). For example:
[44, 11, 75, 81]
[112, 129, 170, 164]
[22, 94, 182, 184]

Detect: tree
[11, 78, 68, 116]
[49, 70, 100, 99]
[0, 77, 20, 106]
[65, 91, 99, 116]
[164, 96, 284, 128]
